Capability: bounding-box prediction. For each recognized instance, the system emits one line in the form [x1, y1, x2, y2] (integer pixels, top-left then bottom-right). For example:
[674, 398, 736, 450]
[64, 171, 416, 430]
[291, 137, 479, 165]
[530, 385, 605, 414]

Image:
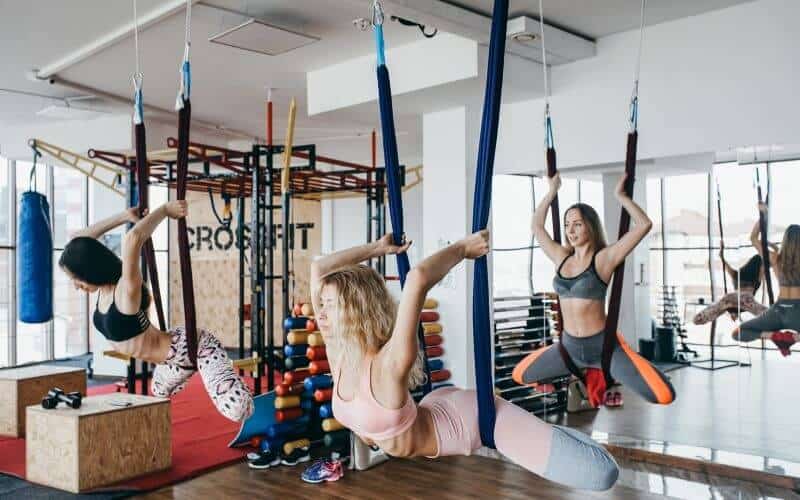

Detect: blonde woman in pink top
[311, 232, 618, 491]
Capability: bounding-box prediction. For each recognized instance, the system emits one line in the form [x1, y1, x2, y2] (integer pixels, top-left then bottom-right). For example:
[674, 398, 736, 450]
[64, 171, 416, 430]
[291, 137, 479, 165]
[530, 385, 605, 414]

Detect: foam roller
[18, 191, 53, 323]
[420, 311, 439, 322]
[301, 303, 314, 317]
[267, 416, 310, 439]
[304, 374, 333, 391]
[284, 344, 308, 357]
[285, 356, 310, 371]
[284, 316, 309, 331]
[424, 334, 443, 347]
[319, 402, 333, 419]
[309, 360, 330, 375]
[306, 346, 327, 361]
[423, 323, 442, 335]
[287, 330, 310, 345]
[276, 407, 304, 423]
[276, 383, 304, 397]
[430, 369, 451, 383]
[314, 388, 332, 403]
[306, 319, 317, 331]
[323, 430, 349, 449]
[426, 346, 444, 358]
[283, 368, 311, 385]
[321, 418, 344, 432]
[427, 359, 444, 371]
[423, 298, 438, 309]
[275, 396, 301, 409]
[283, 438, 311, 455]
[307, 332, 325, 346]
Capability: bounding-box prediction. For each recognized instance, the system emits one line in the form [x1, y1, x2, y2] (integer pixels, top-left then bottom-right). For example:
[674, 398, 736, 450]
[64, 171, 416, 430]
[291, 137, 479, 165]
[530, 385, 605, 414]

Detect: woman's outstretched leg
[420, 387, 618, 491]
[195, 329, 254, 422]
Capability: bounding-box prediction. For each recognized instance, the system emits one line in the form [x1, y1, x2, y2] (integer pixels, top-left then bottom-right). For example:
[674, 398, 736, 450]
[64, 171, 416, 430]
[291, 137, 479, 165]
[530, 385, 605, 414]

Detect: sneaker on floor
[246, 451, 261, 462]
[248, 450, 281, 470]
[301, 458, 344, 484]
[282, 446, 311, 466]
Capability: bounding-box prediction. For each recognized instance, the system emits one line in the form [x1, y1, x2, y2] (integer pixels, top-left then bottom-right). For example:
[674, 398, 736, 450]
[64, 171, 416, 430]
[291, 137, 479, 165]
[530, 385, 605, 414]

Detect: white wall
[495, 0, 800, 176]
[0, 114, 131, 161]
[422, 106, 477, 389]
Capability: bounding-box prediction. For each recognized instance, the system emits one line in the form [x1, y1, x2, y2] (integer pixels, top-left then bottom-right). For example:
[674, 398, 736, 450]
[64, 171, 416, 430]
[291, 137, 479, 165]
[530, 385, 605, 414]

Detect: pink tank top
[332, 357, 417, 441]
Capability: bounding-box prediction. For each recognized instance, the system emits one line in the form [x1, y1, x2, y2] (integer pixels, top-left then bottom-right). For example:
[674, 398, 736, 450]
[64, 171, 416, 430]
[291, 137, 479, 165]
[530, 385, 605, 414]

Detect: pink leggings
[419, 387, 618, 491]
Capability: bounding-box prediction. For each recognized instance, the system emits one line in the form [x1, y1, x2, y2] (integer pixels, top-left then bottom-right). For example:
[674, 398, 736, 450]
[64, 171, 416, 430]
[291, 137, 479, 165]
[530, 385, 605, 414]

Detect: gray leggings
[519, 331, 675, 405]
[738, 299, 800, 342]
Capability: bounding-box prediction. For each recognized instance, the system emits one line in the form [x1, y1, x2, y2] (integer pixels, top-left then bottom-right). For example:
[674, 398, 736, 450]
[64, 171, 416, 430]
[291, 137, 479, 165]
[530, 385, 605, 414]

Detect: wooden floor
[140, 456, 668, 500]
[555, 351, 800, 463]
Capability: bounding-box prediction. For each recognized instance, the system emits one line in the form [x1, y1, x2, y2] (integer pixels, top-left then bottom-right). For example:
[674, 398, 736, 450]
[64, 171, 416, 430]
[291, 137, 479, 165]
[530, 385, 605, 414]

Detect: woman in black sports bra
[60, 202, 253, 422]
[513, 173, 675, 408]
[692, 244, 766, 325]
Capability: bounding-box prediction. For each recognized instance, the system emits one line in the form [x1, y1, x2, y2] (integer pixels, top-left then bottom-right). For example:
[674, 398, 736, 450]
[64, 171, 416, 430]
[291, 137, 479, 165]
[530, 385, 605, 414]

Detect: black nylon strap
[176, 99, 198, 367]
[134, 123, 166, 331]
[600, 131, 638, 387]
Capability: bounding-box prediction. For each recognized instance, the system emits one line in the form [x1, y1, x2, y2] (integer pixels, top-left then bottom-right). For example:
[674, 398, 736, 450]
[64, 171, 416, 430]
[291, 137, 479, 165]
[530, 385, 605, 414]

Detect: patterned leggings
[692, 292, 768, 325]
[151, 327, 254, 422]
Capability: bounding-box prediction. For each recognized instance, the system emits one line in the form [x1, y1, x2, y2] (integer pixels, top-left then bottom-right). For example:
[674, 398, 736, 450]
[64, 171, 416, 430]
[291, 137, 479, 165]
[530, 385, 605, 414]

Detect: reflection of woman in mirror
[733, 203, 800, 355]
[512, 173, 675, 408]
[692, 242, 767, 324]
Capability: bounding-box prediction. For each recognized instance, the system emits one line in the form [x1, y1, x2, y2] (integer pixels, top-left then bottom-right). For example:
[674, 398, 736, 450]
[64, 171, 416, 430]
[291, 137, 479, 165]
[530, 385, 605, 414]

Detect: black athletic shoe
[248, 450, 281, 469]
[281, 446, 311, 466]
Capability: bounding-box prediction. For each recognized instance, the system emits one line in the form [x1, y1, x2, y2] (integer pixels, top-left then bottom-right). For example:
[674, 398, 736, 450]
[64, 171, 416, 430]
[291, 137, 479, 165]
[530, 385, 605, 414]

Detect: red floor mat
[0, 372, 279, 492]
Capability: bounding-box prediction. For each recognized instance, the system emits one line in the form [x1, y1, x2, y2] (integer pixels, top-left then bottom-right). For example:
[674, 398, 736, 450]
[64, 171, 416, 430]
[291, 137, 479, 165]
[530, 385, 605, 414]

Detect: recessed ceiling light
[513, 33, 538, 43]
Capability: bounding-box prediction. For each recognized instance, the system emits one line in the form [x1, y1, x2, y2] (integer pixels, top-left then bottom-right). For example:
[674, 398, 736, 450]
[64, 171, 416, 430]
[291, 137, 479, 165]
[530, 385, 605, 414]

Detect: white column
[423, 105, 484, 389]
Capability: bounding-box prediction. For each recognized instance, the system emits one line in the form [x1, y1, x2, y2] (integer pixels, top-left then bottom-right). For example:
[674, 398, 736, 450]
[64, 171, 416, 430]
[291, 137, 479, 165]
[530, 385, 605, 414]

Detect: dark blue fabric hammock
[374, 21, 432, 396]
[470, 0, 509, 449]
[373, 0, 509, 447]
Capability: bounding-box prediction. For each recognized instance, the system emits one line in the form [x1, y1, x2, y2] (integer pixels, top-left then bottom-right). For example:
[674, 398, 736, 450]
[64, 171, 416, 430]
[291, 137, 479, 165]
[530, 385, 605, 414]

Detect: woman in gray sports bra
[512, 173, 675, 407]
[733, 203, 800, 355]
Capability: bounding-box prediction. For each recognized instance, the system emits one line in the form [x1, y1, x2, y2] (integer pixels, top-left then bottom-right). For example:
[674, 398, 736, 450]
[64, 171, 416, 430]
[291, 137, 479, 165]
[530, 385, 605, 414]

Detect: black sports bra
[93, 288, 151, 342]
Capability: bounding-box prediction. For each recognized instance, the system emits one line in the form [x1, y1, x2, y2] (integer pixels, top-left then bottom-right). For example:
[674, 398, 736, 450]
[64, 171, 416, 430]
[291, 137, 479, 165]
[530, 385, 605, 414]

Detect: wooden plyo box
[0, 365, 86, 437]
[26, 393, 171, 493]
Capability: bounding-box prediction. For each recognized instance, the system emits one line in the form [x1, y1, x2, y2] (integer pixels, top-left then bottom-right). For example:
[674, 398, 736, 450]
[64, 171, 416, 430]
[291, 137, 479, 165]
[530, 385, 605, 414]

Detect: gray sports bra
[553, 252, 608, 301]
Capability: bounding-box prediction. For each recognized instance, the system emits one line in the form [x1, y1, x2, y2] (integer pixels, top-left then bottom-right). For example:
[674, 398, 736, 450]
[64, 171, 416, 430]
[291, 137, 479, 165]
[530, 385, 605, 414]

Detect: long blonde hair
[777, 225, 800, 285]
[315, 265, 426, 389]
[564, 203, 608, 252]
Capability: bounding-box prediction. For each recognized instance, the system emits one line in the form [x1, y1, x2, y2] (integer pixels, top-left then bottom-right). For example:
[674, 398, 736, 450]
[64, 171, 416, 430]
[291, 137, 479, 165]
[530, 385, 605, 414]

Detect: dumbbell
[41, 388, 82, 409]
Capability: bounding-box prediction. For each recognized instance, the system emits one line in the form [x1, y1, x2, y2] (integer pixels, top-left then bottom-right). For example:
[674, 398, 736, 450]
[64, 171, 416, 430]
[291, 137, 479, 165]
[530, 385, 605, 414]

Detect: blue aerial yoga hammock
[470, 0, 510, 449]
[372, 1, 432, 395]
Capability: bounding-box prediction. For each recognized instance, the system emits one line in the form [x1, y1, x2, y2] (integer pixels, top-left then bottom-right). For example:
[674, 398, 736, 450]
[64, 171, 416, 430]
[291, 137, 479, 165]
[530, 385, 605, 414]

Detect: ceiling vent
[209, 19, 319, 56]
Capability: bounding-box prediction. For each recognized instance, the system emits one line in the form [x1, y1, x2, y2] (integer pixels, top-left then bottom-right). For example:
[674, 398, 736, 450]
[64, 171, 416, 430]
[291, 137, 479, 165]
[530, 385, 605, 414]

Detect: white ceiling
[0, 0, 757, 161]
[444, 0, 754, 40]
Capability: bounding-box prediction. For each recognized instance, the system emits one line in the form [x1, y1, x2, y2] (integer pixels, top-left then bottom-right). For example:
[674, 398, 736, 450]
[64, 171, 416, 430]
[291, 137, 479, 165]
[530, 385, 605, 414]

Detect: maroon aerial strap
[176, 97, 198, 367]
[600, 131, 638, 387]
[134, 123, 166, 331]
[755, 168, 775, 306]
[546, 146, 585, 381]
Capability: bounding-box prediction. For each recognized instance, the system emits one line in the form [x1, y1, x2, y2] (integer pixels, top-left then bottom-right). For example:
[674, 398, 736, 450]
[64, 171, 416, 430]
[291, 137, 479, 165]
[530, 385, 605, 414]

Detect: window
[769, 160, 800, 246]
[53, 167, 88, 358]
[492, 175, 534, 298]
[493, 175, 609, 297]
[0, 250, 10, 367]
[0, 157, 10, 245]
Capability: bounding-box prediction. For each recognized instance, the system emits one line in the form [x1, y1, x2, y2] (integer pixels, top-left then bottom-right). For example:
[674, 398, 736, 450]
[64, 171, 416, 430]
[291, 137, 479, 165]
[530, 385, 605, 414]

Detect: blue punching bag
[18, 190, 53, 323]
